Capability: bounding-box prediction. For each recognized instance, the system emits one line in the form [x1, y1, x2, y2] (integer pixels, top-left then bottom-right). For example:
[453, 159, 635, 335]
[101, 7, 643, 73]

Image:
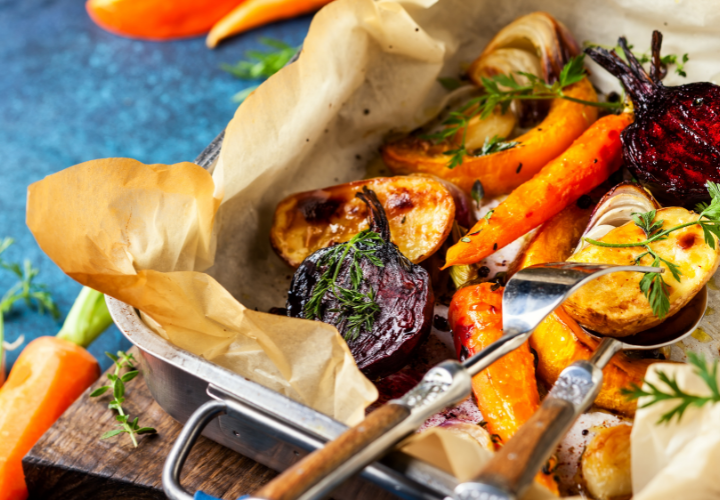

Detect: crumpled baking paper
[631, 362, 720, 500]
[27, 0, 720, 490]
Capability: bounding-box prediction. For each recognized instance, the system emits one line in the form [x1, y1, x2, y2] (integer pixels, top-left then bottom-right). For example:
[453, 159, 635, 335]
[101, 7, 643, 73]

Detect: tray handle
[163, 399, 228, 500]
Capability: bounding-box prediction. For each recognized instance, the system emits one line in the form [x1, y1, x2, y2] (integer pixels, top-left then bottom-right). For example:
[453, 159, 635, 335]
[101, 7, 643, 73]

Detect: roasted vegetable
[581, 425, 632, 500]
[519, 205, 657, 415]
[271, 177, 456, 268]
[565, 206, 720, 336]
[586, 31, 720, 206]
[448, 282, 558, 494]
[286, 188, 433, 379]
[382, 78, 599, 197]
[444, 113, 632, 267]
[381, 11, 599, 197]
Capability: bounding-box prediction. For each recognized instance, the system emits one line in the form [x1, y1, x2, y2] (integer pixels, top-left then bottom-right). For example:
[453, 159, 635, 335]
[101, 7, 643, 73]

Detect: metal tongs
[247, 263, 663, 500]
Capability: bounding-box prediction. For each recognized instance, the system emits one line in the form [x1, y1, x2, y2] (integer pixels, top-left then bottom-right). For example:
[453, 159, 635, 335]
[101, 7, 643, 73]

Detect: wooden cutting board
[23, 347, 277, 499]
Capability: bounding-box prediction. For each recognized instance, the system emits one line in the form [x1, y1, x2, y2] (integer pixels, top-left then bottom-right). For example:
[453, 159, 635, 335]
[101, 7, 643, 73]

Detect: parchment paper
[631, 362, 720, 500]
[27, 0, 720, 491]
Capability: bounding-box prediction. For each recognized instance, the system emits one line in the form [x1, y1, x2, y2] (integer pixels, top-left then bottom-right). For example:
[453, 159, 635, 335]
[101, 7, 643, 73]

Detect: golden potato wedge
[581, 425, 632, 500]
[565, 207, 720, 336]
[270, 177, 456, 267]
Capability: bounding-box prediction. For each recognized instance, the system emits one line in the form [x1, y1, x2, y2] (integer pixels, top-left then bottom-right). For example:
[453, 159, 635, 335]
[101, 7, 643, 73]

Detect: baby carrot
[444, 112, 633, 268]
[207, 0, 334, 48]
[448, 283, 557, 494]
[0, 287, 110, 500]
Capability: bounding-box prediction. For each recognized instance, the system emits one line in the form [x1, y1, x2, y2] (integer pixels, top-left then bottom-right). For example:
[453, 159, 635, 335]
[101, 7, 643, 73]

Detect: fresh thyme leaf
[622, 353, 720, 424]
[471, 179, 485, 208]
[484, 209, 495, 221]
[90, 350, 156, 447]
[222, 38, 299, 103]
[304, 230, 384, 341]
[473, 136, 519, 157]
[438, 77, 464, 91]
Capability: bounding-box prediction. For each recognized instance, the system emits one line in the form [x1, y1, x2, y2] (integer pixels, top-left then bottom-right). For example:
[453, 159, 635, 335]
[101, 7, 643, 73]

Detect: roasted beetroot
[586, 31, 720, 205]
[286, 187, 433, 380]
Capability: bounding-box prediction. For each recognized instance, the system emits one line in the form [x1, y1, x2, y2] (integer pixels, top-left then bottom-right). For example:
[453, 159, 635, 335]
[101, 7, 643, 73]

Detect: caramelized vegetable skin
[566, 207, 720, 336]
[381, 78, 598, 197]
[445, 112, 632, 268]
[581, 425, 633, 500]
[271, 176, 456, 267]
[587, 32, 720, 206]
[521, 205, 656, 415]
[287, 189, 433, 380]
[448, 283, 557, 494]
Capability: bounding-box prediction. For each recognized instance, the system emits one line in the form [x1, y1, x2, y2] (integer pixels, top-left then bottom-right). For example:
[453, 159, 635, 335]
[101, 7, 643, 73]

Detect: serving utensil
[453, 284, 708, 500]
[246, 262, 663, 500]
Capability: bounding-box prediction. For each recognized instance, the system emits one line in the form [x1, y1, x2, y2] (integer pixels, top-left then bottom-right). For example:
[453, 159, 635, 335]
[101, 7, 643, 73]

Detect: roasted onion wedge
[270, 176, 456, 267]
[566, 206, 720, 336]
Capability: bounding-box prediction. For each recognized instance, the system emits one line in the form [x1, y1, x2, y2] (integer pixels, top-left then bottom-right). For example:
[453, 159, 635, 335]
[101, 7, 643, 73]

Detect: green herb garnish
[428, 54, 621, 169]
[222, 38, 299, 103]
[471, 179, 484, 208]
[622, 353, 720, 424]
[0, 237, 59, 362]
[585, 182, 720, 318]
[90, 350, 156, 447]
[304, 230, 384, 341]
[438, 77, 464, 91]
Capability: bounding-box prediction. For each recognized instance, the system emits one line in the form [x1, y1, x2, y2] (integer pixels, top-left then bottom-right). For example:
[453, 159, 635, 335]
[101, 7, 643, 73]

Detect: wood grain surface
[23, 347, 277, 499]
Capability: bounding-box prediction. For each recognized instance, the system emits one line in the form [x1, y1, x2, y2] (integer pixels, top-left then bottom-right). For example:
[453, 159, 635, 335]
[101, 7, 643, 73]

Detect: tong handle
[470, 398, 575, 499]
[254, 403, 411, 500]
[455, 361, 602, 500]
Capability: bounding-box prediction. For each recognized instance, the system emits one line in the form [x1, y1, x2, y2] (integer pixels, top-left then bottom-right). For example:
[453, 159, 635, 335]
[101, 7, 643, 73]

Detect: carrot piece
[448, 283, 557, 494]
[0, 337, 99, 500]
[86, 0, 242, 41]
[444, 112, 632, 268]
[207, 0, 335, 48]
[382, 78, 599, 197]
[519, 205, 657, 415]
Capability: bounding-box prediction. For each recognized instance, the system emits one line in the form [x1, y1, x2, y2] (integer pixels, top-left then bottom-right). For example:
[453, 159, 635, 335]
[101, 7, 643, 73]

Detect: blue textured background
[0, 0, 311, 371]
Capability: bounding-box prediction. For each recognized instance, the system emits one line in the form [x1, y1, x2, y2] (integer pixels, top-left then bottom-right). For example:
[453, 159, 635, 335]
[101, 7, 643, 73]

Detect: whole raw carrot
[207, 0, 334, 48]
[0, 338, 100, 500]
[448, 283, 557, 494]
[0, 287, 110, 500]
[86, 0, 242, 40]
[444, 112, 633, 267]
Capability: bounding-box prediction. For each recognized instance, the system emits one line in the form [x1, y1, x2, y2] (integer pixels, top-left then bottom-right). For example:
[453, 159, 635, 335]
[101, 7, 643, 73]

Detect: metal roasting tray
[105, 134, 460, 500]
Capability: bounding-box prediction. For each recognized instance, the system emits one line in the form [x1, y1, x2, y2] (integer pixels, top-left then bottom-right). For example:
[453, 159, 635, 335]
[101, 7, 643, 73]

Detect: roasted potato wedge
[581, 425, 632, 500]
[270, 177, 455, 267]
[565, 207, 720, 336]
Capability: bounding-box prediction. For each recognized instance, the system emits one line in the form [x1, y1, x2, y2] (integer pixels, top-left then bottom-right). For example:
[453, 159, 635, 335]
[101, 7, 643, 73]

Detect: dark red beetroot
[286, 187, 433, 380]
[586, 31, 720, 206]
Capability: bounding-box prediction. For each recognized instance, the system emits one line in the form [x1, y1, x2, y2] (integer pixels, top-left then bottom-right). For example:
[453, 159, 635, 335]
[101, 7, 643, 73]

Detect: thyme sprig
[304, 230, 384, 341]
[622, 353, 720, 424]
[585, 182, 720, 318]
[0, 238, 59, 360]
[429, 54, 622, 169]
[90, 350, 156, 447]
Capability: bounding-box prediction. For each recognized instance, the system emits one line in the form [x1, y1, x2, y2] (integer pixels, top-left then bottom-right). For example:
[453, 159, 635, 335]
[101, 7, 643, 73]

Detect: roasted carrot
[0, 287, 110, 500]
[86, 0, 241, 41]
[519, 205, 657, 415]
[0, 338, 100, 499]
[444, 112, 632, 267]
[448, 283, 557, 494]
[382, 78, 599, 197]
[207, 0, 334, 48]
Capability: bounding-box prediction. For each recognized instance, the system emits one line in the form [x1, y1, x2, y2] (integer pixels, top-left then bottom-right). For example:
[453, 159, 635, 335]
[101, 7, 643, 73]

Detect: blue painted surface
[0, 0, 311, 371]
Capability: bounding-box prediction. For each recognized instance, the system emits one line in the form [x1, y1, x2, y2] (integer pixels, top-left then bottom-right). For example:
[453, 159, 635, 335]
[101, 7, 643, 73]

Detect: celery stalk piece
[56, 287, 113, 348]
